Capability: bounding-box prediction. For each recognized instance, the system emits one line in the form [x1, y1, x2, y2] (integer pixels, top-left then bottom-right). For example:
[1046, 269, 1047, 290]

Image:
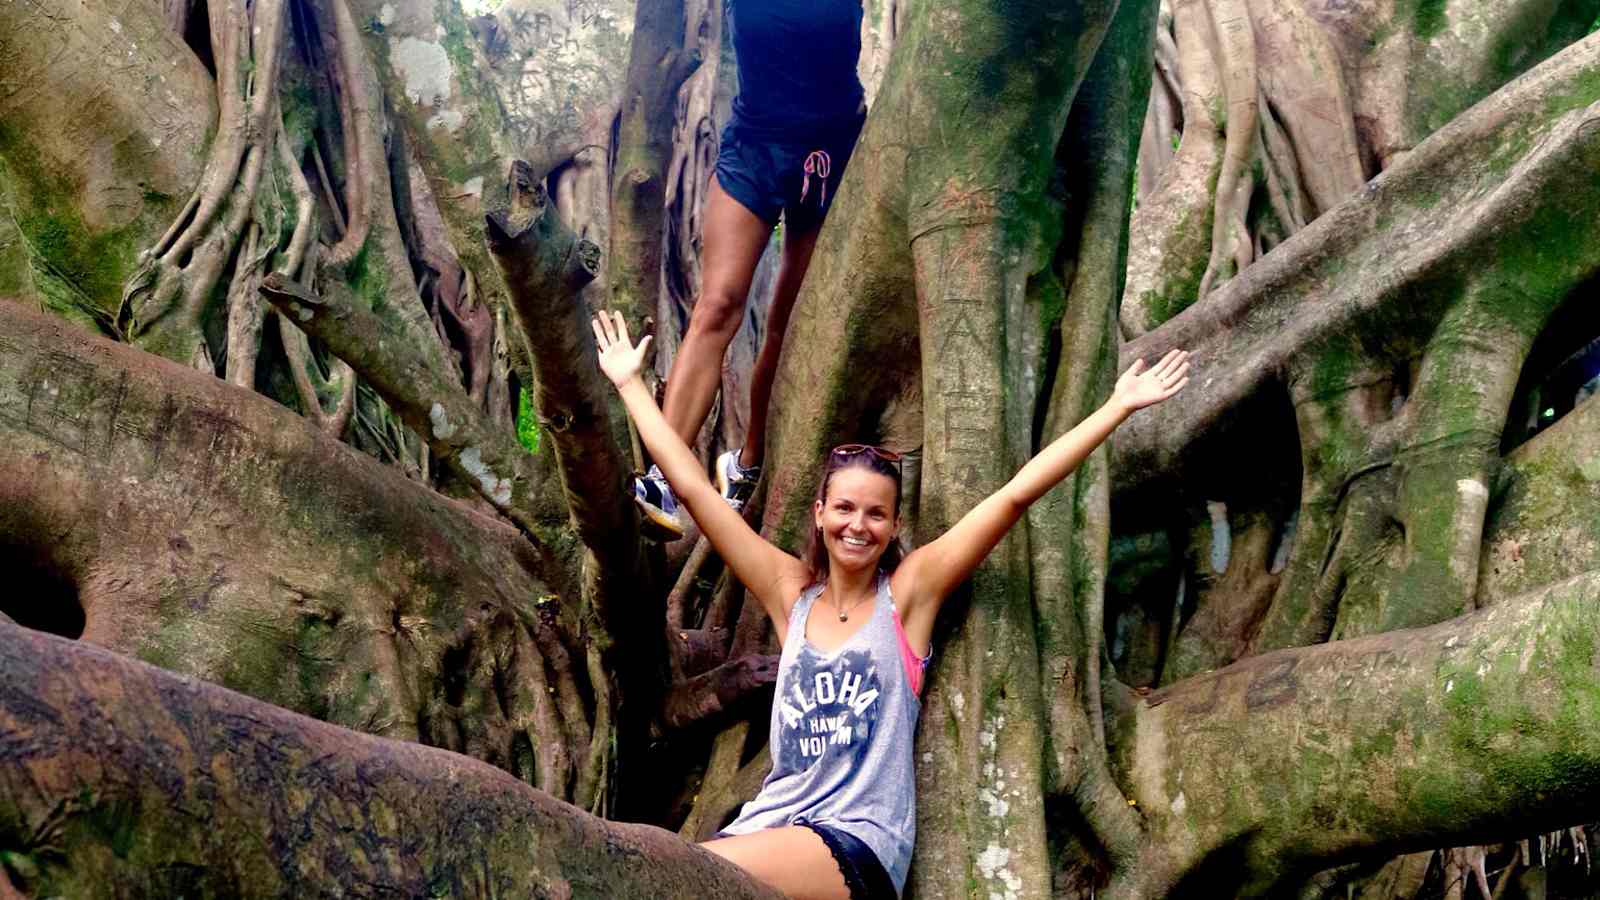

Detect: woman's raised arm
[894, 350, 1190, 626]
[593, 312, 809, 631]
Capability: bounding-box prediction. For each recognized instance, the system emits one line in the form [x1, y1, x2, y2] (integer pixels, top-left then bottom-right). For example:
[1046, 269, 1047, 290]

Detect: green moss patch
[0, 120, 179, 332]
[516, 386, 542, 452]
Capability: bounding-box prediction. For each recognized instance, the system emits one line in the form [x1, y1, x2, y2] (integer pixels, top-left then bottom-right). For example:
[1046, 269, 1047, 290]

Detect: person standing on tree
[594, 310, 1190, 899]
[633, 0, 870, 539]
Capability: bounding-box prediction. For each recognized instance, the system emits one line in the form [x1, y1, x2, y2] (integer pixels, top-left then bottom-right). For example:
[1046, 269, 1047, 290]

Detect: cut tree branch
[667, 626, 732, 681]
[483, 160, 670, 815]
[483, 162, 624, 556]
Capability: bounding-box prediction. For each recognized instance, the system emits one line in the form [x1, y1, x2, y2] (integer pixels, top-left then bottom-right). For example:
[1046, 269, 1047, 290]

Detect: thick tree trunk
[1118, 571, 1600, 898]
[0, 0, 213, 330]
[0, 298, 593, 797]
[607, 0, 702, 331]
[720, 2, 1161, 894]
[0, 621, 782, 899]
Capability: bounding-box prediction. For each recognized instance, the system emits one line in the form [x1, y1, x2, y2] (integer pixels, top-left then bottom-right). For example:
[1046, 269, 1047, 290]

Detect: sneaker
[633, 465, 685, 540]
[715, 449, 762, 513]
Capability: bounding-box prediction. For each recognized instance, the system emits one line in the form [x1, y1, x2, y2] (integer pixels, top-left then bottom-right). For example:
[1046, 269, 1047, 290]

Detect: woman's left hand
[1113, 348, 1190, 412]
[592, 311, 652, 388]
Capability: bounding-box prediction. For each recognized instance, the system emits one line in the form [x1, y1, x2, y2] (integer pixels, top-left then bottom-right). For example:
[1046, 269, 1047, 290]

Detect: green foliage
[1410, 0, 1448, 41]
[517, 386, 541, 452]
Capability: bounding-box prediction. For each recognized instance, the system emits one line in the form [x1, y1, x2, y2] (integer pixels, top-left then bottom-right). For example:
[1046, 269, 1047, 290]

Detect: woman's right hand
[592, 311, 653, 388]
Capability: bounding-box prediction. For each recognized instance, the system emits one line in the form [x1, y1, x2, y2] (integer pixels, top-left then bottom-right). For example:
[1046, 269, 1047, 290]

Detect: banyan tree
[4, 0, 1600, 896]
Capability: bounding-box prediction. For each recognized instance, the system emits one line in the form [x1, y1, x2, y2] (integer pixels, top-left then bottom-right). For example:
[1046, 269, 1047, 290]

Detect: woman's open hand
[592, 311, 652, 388]
[1113, 348, 1190, 413]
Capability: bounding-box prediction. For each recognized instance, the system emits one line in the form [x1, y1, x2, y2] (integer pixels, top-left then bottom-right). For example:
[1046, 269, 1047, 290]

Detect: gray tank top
[720, 576, 922, 895]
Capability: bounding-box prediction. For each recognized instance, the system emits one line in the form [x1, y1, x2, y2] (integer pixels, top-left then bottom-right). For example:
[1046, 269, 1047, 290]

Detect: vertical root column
[1127, 0, 1368, 333]
[1376, 303, 1533, 632]
[122, 0, 290, 368]
[1250, 350, 1402, 651]
[1196, 0, 1259, 301]
[911, 223, 1052, 898]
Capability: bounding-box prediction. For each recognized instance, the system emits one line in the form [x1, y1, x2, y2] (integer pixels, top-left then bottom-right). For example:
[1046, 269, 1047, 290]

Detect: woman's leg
[702, 826, 851, 900]
[737, 224, 821, 469]
[660, 175, 774, 446]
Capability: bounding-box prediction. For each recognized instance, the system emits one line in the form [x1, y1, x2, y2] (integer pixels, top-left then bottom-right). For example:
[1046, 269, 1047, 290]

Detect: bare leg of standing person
[632, 175, 773, 538]
[661, 176, 774, 446]
[737, 224, 820, 469]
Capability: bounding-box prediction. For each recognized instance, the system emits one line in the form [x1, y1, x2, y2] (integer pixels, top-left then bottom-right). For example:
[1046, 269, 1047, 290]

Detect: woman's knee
[687, 288, 748, 341]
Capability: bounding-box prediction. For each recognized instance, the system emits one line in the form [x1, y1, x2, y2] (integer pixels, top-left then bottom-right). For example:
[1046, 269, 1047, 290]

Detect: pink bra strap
[891, 605, 931, 697]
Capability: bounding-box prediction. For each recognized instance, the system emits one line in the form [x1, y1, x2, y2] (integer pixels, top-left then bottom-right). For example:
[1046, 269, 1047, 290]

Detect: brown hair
[802, 448, 908, 584]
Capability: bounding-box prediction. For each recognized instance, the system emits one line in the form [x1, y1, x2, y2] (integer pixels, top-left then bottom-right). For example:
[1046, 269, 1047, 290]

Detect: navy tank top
[726, 0, 866, 138]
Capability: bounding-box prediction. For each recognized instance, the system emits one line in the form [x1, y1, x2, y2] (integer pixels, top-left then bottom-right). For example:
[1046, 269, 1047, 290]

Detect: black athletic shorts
[795, 819, 896, 900]
[711, 820, 896, 899]
[715, 110, 866, 232]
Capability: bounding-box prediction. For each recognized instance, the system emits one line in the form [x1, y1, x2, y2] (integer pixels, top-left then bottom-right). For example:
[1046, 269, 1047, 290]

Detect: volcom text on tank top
[720, 576, 922, 896]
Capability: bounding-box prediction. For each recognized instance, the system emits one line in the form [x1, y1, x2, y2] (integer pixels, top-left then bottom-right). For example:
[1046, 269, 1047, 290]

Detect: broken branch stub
[484, 161, 633, 561]
[486, 158, 672, 817]
[660, 653, 781, 731]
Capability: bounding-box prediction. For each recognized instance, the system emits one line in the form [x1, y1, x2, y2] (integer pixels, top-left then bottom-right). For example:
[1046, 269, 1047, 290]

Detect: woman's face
[813, 466, 899, 574]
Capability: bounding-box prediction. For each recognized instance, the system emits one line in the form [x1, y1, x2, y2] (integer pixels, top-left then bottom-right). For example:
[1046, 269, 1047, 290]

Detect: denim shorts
[714, 110, 866, 232]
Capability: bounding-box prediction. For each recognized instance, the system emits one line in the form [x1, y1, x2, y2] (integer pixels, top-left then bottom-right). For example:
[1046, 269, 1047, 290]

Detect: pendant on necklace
[838, 611, 849, 622]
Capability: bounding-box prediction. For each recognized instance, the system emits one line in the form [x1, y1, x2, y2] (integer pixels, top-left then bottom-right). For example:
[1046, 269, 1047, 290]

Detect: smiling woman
[806, 449, 909, 617]
[592, 311, 1189, 900]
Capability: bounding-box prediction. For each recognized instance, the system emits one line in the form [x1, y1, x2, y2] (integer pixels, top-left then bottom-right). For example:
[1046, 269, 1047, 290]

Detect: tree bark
[0, 621, 782, 900]
[0, 0, 213, 330]
[259, 272, 561, 546]
[0, 298, 591, 796]
[1122, 0, 1600, 336]
[1118, 571, 1600, 898]
[607, 0, 702, 330]
[1115, 31, 1600, 502]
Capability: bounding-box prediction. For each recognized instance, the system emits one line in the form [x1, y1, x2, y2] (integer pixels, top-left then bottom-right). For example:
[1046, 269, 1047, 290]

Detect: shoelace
[800, 150, 832, 208]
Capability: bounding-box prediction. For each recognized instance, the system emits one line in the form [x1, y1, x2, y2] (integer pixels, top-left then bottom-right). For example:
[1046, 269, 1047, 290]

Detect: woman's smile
[815, 467, 899, 568]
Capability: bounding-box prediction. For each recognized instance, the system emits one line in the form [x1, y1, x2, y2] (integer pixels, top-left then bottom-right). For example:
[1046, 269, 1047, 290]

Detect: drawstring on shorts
[801, 149, 832, 208]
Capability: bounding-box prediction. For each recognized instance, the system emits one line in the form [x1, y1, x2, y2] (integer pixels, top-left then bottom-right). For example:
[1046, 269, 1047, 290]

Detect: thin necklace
[830, 585, 873, 622]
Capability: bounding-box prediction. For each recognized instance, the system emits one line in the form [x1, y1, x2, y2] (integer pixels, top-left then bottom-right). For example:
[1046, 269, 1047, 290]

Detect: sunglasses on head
[831, 443, 902, 464]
